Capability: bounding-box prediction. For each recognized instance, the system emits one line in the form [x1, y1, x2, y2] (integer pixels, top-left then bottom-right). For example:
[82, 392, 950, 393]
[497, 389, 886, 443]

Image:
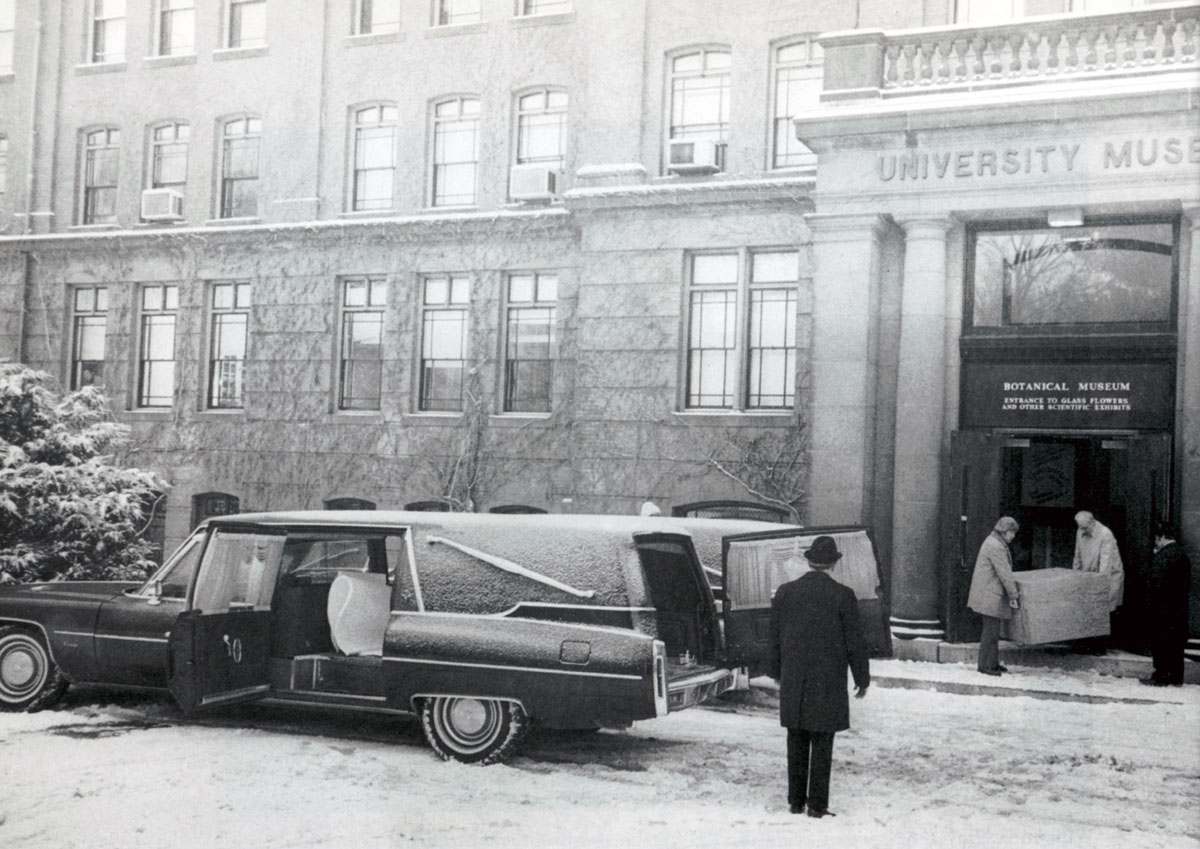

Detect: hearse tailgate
[666, 663, 735, 711]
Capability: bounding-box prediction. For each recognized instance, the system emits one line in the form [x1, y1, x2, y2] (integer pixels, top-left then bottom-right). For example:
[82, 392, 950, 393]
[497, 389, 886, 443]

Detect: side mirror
[147, 579, 164, 605]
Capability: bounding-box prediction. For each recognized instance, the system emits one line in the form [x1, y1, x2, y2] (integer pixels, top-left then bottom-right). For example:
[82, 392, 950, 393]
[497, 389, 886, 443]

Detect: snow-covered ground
[1, 660, 1197, 849]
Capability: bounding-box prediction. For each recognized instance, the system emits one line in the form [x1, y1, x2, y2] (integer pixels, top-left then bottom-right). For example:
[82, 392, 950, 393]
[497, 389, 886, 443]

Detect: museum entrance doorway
[942, 430, 1170, 652]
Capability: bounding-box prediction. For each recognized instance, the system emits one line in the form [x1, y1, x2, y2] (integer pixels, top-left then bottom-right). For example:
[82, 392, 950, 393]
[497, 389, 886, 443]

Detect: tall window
[357, 0, 401, 33]
[227, 0, 266, 48]
[419, 275, 470, 412]
[351, 105, 396, 211]
[669, 48, 730, 164]
[686, 250, 800, 410]
[0, 0, 14, 75]
[516, 89, 567, 170]
[338, 277, 387, 411]
[517, 0, 570, 15]
[432, 97, 479, 207]
[71, 286, 108, 390]
[772, 38, 821, 170]
[0, 136, 7, 194]
[504, 272, 556, 413]
[208, 282, 250, 409]
[150, 122, 188, 197]
[89, 0, 126, 63]
[157, 0, 195, 56]
[435, 0, 482, 26]
[82, 128, 120, 225]
[138, 284, 179, 408]
[220, 117, 260, 218]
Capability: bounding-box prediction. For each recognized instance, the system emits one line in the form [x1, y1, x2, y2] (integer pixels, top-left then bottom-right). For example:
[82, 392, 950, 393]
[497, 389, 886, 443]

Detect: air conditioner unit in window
[141, 188, 184, 221]
[509, 164, 560, 201]
[666, 138, 721, 175]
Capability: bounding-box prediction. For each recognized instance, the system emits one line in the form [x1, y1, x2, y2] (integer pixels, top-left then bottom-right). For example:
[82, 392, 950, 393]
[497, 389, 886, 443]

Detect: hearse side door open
[168, 529, 286, 712]
[719, 526, 892, 673]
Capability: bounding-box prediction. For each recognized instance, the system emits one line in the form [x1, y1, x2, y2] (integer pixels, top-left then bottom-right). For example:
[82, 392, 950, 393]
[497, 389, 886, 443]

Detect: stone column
[1179, 206, 1200, 635]
[890, 216, 953, 640]
[803, 213, 888, 526]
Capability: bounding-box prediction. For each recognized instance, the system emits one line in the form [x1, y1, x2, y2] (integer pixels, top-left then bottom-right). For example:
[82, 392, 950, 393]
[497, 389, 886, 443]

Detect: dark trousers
[978, 614, 1002, 672]
[1151, 626, 1185, 684]
[787, 728, 835, 811]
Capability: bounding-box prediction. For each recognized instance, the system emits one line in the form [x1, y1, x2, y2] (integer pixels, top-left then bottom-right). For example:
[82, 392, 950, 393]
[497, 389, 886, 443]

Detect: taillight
[652, 639, 668, 716]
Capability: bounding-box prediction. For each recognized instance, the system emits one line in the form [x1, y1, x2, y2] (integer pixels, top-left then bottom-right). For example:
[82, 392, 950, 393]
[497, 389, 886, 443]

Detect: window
[503, 272, 556, 413]
[669, 48, 730, 165]
[150, 122, 188, 198]
[419, 275, 470, 412]
[324, 497, 377, 510]
[208, 282, 250, 409]
[89, 0, 126, 63]
[70, 286, 108, 389]
[955, 0, 1167, 22]
[351, 105, 397, 211]
[356, 0, 401, 33]
[772, 38, 821, 170]
[435, 0, 482, 26]
[82, 128, 120, 225]
[516, 88, 567, 170]
[227, 0, 266, 48]
[685, 250, 800, 410]
[191, 491, 240, 528]
[968, 221, 1177, 329]
[143, 529, 204, 598]
[338, 277, 387, 411]
[157, 0, 195, 56]
[0, 136, 7, 193]
[192, 531, 283, 612]
[220, 117, 260, 218]
[0, 0, 14, 75]
[516, 0, 570, 15]
[138, 284, 179, 408]
[431, 97, 479, 207]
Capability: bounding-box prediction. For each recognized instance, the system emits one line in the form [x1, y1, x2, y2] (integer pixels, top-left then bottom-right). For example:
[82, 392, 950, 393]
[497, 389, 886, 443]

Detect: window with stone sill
[351, 104, 397, 211]
[431, 96, 479, 207]
[207, 281, 250, 409]
[515, 0, 570, 16]
[685, 249, 800, 411]
[71, 285, 108, 390]
[157, 0, 195, 56]
[0, 0, 14, 75]
[771, 37, 822, 170]
[149, 121, 189, 207]
[668, 47, 730, 172]
[955, 0, 1174, 23]
[88, 0, 126, 63]
[356, 0, 401, 34]
[419, 274, 470, 412]
[338, 276, 387, 411]
[504, 272, 556, 413]
[220, 117, 260, 218]
[515, 88, 567, 172]
[137, 283, 179, 408]
[191, 492, 240, 530]
[227, 0, 266, 49]
[436, 0, 482, 26]
[82, 127, 120, 225]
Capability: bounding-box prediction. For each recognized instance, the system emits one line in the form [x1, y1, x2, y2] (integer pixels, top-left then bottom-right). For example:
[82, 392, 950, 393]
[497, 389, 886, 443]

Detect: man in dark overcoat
[1141, 521, 1192, 687]
[768, 535, 870, 819]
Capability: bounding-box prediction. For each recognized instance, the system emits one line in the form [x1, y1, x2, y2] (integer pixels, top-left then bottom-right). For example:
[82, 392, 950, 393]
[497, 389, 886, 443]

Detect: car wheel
[0, 626, 69, 712]
[419, 696, 528, 765]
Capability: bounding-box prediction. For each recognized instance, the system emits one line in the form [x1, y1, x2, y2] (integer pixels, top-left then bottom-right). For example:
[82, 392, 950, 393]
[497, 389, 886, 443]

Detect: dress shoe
[806, 808, 835, 819]
[995, 664, 1009, 672]
[789, 803, 805, 815]
[1140, 677, 1169, 687]
[978, 668, 1001, 677]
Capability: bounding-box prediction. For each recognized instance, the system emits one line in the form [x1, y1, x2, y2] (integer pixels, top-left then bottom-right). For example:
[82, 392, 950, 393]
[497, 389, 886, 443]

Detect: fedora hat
[804, 535, 842, 567]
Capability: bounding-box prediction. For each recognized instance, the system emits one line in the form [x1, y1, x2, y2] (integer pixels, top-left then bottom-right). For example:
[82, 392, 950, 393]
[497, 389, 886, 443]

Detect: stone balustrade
[819, 2, 1198, 101]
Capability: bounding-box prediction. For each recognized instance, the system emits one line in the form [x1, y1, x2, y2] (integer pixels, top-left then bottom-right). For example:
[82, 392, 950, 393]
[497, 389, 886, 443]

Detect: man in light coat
[967, 516, 1021, 676]
[768, 535, 870, 819]
[1072, 510, 1124, 653]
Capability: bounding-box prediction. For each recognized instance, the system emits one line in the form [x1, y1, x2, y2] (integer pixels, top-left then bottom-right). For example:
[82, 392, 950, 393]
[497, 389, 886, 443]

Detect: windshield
[138, 530, 206, 600]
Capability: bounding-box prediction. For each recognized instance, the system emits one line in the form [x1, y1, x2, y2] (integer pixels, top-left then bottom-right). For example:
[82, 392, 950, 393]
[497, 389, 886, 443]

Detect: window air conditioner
[509, 164, 560, 201]
[141, 188, 184, 221]
[666, 138, 721, 175]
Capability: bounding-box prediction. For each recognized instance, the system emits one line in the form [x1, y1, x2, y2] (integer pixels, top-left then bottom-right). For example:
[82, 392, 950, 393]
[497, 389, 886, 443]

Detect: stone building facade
[0, 0, 1197, 654]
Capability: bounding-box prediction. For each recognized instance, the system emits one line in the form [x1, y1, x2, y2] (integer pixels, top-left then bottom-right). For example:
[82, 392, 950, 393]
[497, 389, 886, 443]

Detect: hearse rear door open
[719, 526, 892, 672]
[168, 529, 286, 712]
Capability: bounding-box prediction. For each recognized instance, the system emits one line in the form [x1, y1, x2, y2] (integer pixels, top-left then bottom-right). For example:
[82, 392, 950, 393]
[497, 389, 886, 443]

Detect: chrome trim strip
[387, 609, 654, 636]
[260, 696, 410, 716]
[198, 684, 270, 706]
[426, 536, 596, 598]
[91, 633, 169, 644]
[274, 689, 388, 703]
[383, 656, 643, 681]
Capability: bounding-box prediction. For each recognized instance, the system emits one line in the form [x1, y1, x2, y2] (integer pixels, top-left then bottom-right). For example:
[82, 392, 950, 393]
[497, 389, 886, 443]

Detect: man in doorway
[1072, 510, 1124, 654]
[769, 535, 870, 819]
[1142, 521, 1192, 687]
[967, 516, 1021, 676]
